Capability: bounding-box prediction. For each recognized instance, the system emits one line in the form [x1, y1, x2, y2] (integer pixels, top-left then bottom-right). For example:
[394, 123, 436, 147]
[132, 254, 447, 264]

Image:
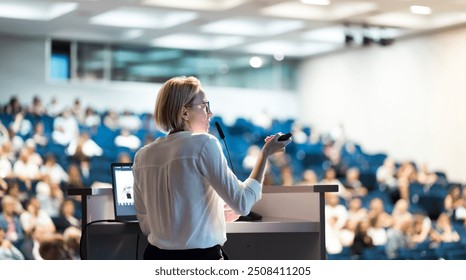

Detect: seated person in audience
[326, 216, 344, 255]
[39, 233, 73, 260]
[0, 226, 25, 260]
[114, 128, 141, 151]
[296, 169, 318, 185]
[21, 226, 57, 260]
[0, 195, 24, 248]
[3, 96, 23, 115]
[346, 197, 367, 229]
[0, 177, 6, 198]
[320, 167, 348, 200]
[410, 212, 432, 245]
[13, 148, 41, 191]
[242, 145, 261, 171]
[6, 127, 24, 156]
[63, 226, 81, 260]
[52, 109, 79, 146]
[24, 138, 43, 166]
[325, 192, 348, 231]
[388, 176, 410, 203]
[0, 120, 9, 146]
[268, 151, 292, 185]
[4, 181, 26, 215]
[63, 164, 86, 190]
[280, 166, 294, 186]
[397, 161, 418, 183]
[70, 98, 84, 123]
[46, 97, 63, 117]
[32, 121, 48, 148]
[339, 220, 356, 248]
[66, 131, 103, 163]
[41, 153, 69, 186]
[416, 162, 438, 187]
[28, 96, 46, 117]
[0, 119, 10, 147]
[53, 199, 80, 233]
[444, 184, 463, 217]
[1, 139, 16, 163]
[429, 213, 460, 245]
[351, 218, 374, 258]
[10, 111, 33, 139]
[385, 215, 414, 259]
[343, 167, 368, 198]
[119, 110, 142, 131]
[103, 110, 120, 130]
[325, 193, 349, 253]
[117, 152, 132, 163]
[367, 215, 388, 246]
[142, 112, 158, 133]
[454, 185, 466, 222]
[35, 174, 64, 218]
[367, 197, 393, 229]
[82, 106, 101, 129]
[0, 144, 13, 179]
[19, 197, 56, 236]
[391, 198, 413, 228]
[376, 157, 398, 192]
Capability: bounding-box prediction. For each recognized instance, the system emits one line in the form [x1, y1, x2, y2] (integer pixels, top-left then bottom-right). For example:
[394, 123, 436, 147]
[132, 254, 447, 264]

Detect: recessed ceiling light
[249, 57, 263, 68]
[300, 0, 330, 5]
[201, 17, 304, 36]
[274, 53, 285, 61]
[143, 0, 246, 11]
[152, 34, 244, 50]
[410, 5, 432, 15]
[0, 1, 78, 21]
[90, 7, 197, 29]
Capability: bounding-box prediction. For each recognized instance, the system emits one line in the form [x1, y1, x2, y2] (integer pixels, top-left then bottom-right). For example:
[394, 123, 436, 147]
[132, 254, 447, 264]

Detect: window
[50, 40, 71, 81]
[49, 40, 299, 90]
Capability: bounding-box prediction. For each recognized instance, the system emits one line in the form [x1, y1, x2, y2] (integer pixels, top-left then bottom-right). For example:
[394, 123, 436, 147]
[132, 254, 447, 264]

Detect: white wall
[298, 27, 466, 183]
[0, 34, 298, 126]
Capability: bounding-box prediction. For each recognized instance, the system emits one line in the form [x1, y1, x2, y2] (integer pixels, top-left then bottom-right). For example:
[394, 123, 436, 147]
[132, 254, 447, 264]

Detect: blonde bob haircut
[154, 76, 202, 133]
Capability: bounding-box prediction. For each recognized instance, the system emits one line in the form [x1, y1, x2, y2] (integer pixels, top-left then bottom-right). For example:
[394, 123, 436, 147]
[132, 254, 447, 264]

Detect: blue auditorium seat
[327, 247, 352, 260]
[361, 246, 388, 260]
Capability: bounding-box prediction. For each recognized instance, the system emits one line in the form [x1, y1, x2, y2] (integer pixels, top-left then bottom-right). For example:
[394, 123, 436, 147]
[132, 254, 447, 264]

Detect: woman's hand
[262, 133, 291, 157]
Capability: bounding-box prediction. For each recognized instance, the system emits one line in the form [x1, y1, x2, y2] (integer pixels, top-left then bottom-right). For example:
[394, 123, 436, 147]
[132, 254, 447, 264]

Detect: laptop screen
[110, 162, 137, 222]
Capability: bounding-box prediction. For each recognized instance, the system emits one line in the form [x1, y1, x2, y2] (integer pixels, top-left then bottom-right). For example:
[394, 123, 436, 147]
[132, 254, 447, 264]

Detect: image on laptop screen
[110, 162, 137, 222]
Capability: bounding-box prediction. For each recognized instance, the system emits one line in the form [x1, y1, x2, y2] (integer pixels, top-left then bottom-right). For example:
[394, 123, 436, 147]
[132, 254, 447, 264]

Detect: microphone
[215, 121, 225, 139]
[215, 121, 235, 174]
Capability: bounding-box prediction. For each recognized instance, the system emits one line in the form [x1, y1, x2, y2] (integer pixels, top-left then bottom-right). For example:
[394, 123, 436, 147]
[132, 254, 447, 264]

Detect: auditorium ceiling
[1, 0, 466, 58]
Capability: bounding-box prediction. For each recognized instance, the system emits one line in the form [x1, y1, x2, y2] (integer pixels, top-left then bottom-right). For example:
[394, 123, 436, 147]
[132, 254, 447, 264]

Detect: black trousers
[143, 243, 229, 260]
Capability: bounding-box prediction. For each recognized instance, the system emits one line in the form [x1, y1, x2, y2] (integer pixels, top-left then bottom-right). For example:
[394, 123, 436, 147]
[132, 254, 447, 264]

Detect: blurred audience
[1, 95, 465, 260]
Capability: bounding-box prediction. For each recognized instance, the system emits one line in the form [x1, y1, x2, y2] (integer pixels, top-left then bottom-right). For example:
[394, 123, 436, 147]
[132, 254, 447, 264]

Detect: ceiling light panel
[410, 5, 432, 15]
[301, 0, 331, 6]
[90, 7, 198, 29]
[0, 0, 78, 21]
[151, 34, 245, 50]
[261, 1, 378, 21]
[143, 0, 247, 11]
[201, 17, 305, 36]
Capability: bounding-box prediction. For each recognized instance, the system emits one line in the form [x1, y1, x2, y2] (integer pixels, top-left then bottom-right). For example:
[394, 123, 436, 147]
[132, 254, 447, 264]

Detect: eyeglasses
[186, 101, 211, 113]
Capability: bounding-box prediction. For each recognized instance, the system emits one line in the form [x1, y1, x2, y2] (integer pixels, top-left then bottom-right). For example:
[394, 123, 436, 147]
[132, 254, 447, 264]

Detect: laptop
[110, 162, 138, 223]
